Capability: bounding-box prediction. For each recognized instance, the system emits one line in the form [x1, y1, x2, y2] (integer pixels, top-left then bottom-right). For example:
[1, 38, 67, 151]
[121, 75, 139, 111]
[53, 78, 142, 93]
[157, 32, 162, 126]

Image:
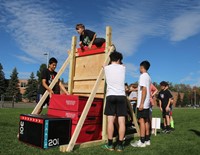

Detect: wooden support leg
[102, 26, 112, 140]
[126, 99, 140, 137]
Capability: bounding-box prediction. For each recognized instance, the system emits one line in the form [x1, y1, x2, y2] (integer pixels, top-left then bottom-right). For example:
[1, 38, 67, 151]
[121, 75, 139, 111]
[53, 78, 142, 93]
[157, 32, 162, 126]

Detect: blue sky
[0, 0, 200, 86]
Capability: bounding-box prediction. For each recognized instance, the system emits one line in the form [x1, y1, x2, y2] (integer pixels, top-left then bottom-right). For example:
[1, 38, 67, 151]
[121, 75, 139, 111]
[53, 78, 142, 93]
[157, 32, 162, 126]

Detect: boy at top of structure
[131, 60, 151, 148]
[158, 81, 173, 134]
[75, 23, 105, 49]
[37, 57, 69, 114]
[103, 51, 127, 152]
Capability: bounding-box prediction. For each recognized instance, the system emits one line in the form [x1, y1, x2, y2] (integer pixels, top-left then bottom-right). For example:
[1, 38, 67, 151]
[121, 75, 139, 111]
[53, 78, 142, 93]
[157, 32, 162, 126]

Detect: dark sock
[145, 135, 150, 141]
[140, 137, 145, 143]
[118, 140, 123, 146]
[108, 139, 113, 146]
[163, 126, 166, 130]
[167, 125, 170, 130]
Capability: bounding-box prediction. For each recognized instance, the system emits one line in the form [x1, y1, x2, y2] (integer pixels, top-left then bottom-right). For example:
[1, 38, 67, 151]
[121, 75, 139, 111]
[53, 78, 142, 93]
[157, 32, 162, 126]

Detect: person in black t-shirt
[75, 23, 105, 49]
[37, 57, 69, 114]
[158, 81, 173, 133]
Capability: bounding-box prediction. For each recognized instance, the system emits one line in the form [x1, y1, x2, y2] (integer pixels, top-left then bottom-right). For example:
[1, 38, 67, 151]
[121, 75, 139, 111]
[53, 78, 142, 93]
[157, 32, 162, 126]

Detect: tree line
[0, 63, 47, 102]
[0, 62, 200, 105]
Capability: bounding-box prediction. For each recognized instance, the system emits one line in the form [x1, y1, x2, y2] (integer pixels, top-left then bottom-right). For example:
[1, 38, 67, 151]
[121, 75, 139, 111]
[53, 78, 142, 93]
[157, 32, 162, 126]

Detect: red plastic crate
[47, 108, 102, 124]
[71, 124, 102, 143]
[49, 94, 103, 116]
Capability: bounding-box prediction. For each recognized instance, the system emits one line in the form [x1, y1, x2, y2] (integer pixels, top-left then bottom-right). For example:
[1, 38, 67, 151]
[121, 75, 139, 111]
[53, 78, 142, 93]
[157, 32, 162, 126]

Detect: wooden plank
[68, 36, 77, 94]
[60, 132, 139, 152]
[73, 76, 105, 81]
[31, 56, 70, 114]
[73, 80, 105, 94]
[126, 99, 140, 137]
[102, 26, 112, 140]
[73, 93, 104, 99]
[65, 45, 116, 152]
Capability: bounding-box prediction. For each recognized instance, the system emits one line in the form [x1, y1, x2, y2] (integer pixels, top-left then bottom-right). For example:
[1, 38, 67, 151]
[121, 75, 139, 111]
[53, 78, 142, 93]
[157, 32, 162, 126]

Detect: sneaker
[162, 129, 167, 133]
[102, 144, 114, 151]
[145, 140, 151, 146]
[115, 145, 124, 152]
[165, 129, 171, 134]
[131, 140, 146, 148]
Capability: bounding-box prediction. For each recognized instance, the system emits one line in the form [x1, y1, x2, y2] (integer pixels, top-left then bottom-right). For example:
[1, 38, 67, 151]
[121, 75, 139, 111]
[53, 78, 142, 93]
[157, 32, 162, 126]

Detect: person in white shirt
[103, 51, 127, 152]
[128, 84, 138, 113]
[131, 60, 151, 148]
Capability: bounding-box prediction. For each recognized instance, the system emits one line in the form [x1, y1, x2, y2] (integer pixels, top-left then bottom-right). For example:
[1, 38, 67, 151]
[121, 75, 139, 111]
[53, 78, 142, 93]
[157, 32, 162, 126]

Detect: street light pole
[194, 89, 197, 107]
[44, 52, 50, 68]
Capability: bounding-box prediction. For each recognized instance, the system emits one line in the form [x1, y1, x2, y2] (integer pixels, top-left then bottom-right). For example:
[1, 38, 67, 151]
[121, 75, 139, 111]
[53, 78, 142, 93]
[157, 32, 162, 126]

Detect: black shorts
[93, 38, 105, 47]
[162, 107, 170, 118]
[137, 108, 150, 120]
[104, 96, 127, 117]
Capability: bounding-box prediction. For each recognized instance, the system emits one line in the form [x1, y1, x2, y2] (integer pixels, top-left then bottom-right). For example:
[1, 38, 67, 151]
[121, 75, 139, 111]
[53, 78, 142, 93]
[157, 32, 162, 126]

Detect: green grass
[0, 108, 200, 155]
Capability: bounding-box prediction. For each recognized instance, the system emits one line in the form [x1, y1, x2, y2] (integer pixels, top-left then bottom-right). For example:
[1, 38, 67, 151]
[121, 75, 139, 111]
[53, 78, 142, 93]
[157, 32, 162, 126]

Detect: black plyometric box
[19, 114, 71, 149]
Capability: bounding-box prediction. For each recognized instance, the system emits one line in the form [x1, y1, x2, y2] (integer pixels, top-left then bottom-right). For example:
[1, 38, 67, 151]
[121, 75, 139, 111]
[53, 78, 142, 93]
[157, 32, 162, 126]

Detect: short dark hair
[160, 81, 168, 86]
[109, 51, 123, 63]
[49, 57, 58, 65]
[140, 60, 150, 71]
[76, 23, 85, 30]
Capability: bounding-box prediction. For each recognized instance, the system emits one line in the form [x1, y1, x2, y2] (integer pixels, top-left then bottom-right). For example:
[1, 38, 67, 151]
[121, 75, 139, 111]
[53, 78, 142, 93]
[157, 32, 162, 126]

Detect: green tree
[0, 63, 6, 96]
[37, 64, 47, 84]
[6, 67, 21, 102]
[24, 72, 37, 102]
[182, 92, 190, 107]
[176, 93, 182, 107]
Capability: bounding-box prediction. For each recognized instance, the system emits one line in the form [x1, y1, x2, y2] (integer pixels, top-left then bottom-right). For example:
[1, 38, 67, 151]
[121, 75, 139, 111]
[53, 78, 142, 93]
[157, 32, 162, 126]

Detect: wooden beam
[68, 36, 77, 94]
[64, 45, 116, 152]
[31, 56, 71, 114]
[102, 26, 112, 140]
[126, 99, 140, 137]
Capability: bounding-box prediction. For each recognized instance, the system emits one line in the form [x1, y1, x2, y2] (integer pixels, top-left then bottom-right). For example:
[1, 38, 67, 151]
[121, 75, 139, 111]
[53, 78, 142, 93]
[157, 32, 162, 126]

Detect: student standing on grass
[158, 81, 173, 133]
[37, 57, 69, 114]
[103, 51, 127, 152]
[131, 61, 151, 148]
[150, 83, 158, 134]
[128, 84, 138, 113]
[75, 23, 105, 49]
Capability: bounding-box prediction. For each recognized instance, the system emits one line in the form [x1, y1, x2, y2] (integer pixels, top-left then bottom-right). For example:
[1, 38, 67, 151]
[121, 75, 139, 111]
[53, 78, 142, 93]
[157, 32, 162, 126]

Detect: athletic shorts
[137, 108, 150, 120]
[37, 94, 49, 107]
[162, 107, 170, 118]
[104, 96, 127, 117]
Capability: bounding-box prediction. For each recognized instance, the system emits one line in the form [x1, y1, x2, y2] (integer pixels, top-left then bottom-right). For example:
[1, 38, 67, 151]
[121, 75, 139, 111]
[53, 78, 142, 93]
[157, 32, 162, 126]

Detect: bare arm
[139, 86, 147, 110]
[59, 82, 69, 95]
[42, 79, 54, 97]
[88, 33, 97, 48]
[152, 89, 158, 97]
[159, 100, 162, 111]
[166, 98, 172, 111]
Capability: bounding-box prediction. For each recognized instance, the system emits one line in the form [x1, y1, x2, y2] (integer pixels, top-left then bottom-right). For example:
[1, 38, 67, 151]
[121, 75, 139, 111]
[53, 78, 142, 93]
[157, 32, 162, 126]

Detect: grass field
[0, 108, 200, 155]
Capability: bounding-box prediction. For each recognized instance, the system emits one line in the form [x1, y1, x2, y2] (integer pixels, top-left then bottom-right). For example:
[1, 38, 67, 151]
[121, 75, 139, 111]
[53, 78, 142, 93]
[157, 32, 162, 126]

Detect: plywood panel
[74, 53, 105, 79]
[73, 80, 105, 93]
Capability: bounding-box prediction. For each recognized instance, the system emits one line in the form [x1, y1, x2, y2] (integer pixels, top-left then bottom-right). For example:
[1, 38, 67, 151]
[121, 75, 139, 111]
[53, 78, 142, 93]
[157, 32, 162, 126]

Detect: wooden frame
[30, 26, 140, 152]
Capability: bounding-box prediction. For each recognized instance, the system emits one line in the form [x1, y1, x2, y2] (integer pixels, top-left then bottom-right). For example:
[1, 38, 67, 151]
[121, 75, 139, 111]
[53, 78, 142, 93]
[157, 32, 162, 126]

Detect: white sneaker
[131, 140, 146, 148]
[145, 140, 151, 146]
